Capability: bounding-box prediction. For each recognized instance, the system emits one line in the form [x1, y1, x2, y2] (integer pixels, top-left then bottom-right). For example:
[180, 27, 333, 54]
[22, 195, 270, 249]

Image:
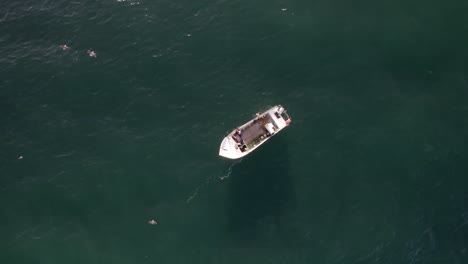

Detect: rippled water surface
[1, 0, 468, 263]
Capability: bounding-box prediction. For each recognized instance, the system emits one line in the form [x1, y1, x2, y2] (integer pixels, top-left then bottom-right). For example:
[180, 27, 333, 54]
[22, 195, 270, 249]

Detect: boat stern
[269, 105, 291, 129]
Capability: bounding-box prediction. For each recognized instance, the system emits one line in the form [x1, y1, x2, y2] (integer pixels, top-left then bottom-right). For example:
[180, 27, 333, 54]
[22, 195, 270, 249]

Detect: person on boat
[240, 144, 247, 152]
[232, 129, 243, 143]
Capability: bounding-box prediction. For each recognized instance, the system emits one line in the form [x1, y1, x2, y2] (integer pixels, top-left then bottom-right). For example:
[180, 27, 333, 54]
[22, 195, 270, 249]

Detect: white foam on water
[218, 159, 242, 180]
[185, 159, 242, 203]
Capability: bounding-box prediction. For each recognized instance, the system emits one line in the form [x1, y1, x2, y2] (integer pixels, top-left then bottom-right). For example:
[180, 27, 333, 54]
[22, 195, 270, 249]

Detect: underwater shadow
[227, 136, 294, 240]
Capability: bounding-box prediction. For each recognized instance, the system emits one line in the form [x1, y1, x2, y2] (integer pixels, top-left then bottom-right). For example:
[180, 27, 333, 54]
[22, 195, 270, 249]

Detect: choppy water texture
[1, 0, 468, 263]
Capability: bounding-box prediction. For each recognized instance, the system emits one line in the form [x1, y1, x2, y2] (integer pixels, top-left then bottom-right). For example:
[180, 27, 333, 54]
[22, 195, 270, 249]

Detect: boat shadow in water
[227, 136, 294, 240]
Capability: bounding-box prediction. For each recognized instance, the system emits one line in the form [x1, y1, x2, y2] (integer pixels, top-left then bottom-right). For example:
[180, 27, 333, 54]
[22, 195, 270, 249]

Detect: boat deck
[239, 114, 275, 145]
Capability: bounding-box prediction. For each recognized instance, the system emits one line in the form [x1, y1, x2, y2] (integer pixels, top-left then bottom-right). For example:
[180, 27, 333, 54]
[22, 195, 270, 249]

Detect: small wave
[185, 186, 199, 203]
[185, 159, 242, 203]
[218, 159, 242, 180]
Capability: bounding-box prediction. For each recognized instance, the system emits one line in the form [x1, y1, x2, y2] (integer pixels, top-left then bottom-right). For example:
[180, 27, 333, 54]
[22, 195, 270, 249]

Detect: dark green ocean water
[2, 0, 468, 263]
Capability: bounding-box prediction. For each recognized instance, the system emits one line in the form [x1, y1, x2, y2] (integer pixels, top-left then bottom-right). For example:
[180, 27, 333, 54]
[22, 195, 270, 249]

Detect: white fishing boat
[219, 105, 291, 159]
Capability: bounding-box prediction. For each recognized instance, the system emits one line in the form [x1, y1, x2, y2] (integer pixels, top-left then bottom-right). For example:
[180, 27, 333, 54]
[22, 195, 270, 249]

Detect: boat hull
[219, 105, 291, 159]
